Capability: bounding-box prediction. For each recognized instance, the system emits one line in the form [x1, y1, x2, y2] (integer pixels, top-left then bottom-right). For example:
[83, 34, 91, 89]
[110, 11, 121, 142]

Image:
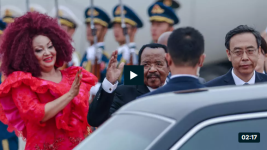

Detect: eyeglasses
[230, 49, 258, 57]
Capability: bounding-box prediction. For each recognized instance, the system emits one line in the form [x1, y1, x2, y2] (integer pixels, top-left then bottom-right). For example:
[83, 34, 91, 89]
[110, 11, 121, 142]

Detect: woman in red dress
[0, 12, 98, 149]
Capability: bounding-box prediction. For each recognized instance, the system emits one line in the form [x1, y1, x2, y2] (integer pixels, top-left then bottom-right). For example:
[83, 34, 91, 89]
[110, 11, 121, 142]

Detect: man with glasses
[205, 25, 267, 87]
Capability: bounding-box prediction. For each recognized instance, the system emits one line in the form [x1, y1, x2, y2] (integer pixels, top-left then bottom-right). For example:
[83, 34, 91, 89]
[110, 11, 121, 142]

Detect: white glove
[122, 47, 137, 64]
[86, 46, 102, 64]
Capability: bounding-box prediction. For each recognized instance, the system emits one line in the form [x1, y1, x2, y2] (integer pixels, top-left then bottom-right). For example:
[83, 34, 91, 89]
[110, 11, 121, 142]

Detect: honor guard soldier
[148, 2, 179, 43]
[112, 4, 143, 83]
[29, 4, 47, 14]
[81, 6, 111, 82]
[51, 6, 82, 69]
[1, 5, 23, 25]
[81, 6, 111, 100]
[0, 20, 19, 150]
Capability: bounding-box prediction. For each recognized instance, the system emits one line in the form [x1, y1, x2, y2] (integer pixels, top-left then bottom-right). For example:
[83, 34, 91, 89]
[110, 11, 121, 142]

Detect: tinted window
[179, 118, 267, 150]
[78, 114, 171, 150]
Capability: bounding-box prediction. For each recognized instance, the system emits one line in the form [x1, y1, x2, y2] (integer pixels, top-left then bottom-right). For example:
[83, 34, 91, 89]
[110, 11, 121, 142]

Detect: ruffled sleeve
[0, 72, 47, 138]
[11, 84, 46, 126]
[64, 66, 98, 94]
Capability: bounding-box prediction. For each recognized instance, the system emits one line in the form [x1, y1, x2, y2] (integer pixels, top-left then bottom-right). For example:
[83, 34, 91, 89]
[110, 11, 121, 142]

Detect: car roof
[115, 83, 267, 121]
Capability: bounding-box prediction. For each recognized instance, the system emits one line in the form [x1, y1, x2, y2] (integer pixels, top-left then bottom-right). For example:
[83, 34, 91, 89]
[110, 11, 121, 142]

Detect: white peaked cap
[1, 5, 24, 18]
[29, 4, 47, 14]
[1, 5, 24, 22]
[50, 5, 81, 28]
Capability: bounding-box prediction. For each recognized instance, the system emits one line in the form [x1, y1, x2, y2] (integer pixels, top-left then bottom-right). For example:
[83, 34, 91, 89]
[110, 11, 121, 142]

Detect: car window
[178, 118, 267, 150]
[77, 114, 171, 150]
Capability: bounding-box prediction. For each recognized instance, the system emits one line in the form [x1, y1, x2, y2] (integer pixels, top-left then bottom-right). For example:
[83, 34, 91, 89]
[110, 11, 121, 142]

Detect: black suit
[88, 84, 150, 127]
[166, 72, 206, 84]
[205, 69, 267, 87]
[138, 76, 205, 99]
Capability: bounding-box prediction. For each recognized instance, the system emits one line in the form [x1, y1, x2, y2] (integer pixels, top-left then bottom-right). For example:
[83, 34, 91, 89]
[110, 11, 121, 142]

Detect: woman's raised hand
[68, 68, 82, 98]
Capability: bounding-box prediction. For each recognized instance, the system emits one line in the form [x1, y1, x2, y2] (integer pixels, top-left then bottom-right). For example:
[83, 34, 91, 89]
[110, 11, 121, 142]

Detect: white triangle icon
[130, 71, 138, 80]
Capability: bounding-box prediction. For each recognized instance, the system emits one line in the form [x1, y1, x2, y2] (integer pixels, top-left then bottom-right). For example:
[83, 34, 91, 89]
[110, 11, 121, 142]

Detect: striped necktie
[243, 83, 249, 85]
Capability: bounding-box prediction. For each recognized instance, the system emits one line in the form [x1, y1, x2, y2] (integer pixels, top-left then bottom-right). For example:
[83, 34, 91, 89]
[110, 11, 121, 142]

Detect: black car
[74, 84, 267, 150]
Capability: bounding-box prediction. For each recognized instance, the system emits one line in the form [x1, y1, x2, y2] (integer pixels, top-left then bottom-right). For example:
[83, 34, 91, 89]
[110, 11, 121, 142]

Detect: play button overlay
[130, 71, 137, 80]
[124, 65, 144, 85]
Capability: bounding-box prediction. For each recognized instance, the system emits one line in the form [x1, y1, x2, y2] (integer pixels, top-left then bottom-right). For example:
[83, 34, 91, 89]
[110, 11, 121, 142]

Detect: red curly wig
[0, 12, 73, 77]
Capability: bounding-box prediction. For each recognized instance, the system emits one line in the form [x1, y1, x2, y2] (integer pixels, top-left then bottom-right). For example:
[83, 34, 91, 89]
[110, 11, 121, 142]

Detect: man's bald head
[157, 31, 172, 46]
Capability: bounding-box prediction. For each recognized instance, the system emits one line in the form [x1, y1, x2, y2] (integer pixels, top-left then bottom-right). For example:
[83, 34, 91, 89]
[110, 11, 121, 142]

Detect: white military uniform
[50, 5, 82, 67]
[1, 5, 23, 24]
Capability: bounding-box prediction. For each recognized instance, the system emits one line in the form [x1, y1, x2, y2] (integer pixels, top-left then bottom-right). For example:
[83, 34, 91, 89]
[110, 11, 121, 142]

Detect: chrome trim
[170, 111, 267, 150]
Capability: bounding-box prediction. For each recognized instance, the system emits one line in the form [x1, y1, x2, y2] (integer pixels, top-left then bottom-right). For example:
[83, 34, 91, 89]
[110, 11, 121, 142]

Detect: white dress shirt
[89, 78, 118, 100]
[147, 86, 156, 92]
[101, 78, 167, 93]
[232, 69, 255, 85]
[101, 78, 119, 93]
[147, 81, 167, 92]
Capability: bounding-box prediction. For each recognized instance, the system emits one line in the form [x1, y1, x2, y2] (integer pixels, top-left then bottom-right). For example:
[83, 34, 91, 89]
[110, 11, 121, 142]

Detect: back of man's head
[167, 27, 204, 67]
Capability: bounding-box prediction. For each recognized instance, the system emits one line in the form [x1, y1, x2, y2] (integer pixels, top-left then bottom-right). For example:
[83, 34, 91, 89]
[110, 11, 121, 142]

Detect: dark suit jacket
[166, 72, 206, 84]
[205, 69, 267, 87]
[88, 84, 150, 127]
[138, 76, 205, 99]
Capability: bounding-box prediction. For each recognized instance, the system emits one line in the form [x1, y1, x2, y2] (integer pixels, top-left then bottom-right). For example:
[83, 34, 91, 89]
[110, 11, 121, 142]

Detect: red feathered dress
[0, 66, 97, 150]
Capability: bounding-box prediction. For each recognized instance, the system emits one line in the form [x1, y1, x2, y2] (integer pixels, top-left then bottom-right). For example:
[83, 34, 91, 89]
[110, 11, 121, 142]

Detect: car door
[170, 111, 267, 150]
